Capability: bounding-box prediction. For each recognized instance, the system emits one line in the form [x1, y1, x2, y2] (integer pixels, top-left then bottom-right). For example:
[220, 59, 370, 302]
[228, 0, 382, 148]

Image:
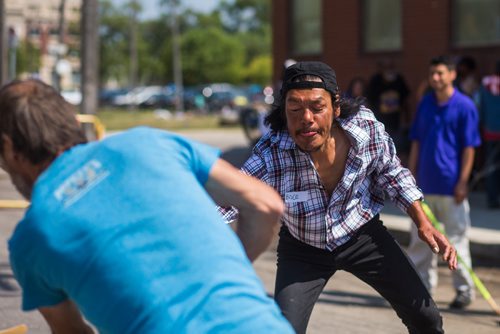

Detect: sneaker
[449, 291, 472, 309]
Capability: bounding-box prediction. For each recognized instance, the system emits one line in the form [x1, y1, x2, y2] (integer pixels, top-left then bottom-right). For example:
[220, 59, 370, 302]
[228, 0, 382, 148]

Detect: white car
[61, 89, 82, 105]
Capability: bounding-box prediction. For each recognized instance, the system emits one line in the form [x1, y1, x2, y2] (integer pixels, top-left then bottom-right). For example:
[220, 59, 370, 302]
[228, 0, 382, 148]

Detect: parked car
[183, 86, 206, 111]
[138, 92, 176, 109]
[99, 88, 129, 106]
[202, 83, 249, 112]
[112, 86, 172, 108]
[218, 104, 240, 126]
[61, 89, 82, 105]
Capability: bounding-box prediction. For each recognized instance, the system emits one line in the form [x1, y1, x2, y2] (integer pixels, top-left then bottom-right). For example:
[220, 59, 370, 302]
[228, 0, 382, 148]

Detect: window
[291, 0, 322, 55]
[453, 0, 500, 47]
[363, 0, 402, 52]
[28, 26, 40, 36]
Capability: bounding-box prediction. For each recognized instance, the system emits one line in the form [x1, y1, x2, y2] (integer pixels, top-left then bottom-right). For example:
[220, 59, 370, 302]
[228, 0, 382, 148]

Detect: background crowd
[343, 56, 500, 210]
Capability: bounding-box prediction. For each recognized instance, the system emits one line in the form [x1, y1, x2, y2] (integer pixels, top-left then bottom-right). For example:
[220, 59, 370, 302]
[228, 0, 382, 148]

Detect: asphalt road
[1, 128, 500, 333]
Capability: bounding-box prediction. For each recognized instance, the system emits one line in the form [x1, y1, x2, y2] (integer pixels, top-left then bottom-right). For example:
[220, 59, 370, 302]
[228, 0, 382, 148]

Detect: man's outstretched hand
[408, 200, 458, 271]
[417, 223, 458, 270]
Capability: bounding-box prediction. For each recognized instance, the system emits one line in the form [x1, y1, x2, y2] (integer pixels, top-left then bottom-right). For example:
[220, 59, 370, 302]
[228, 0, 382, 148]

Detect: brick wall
[272, 0, 500, 115]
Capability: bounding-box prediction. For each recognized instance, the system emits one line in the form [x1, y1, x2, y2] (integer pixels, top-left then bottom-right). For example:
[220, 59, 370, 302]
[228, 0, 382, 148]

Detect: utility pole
[8, 27, 18, 81]
[0, 0, 7, 85]
[58, 0, 66, 44]
[167, 0, 184, 112]
[129, 1, 139, 92]
[53, 0, 67, 91]
[80, 0, 99, 117]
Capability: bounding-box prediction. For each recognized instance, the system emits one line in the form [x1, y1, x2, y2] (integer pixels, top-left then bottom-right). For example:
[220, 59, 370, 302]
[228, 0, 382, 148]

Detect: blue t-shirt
[410, 90, 481, 195]
[9, 127, 293, 334]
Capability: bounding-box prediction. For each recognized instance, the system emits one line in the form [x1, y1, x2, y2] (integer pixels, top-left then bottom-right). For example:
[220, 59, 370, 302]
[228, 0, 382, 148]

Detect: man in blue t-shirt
[0, 79, 293, 333]
[407, 56, 481, 310]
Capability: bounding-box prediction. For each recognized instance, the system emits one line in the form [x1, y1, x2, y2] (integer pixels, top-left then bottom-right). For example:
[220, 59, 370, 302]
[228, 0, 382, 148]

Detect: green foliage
[183, 10, 224, 31]
[235, 28, 271, 63]
[16, 40, 41, 75]
[219, 0, 270, 33]
[98, 0, 272, 87]
[244, 54, 272, 85]
[67, 20, 80, 37]
[99, 0, 133, 85]
[181, 27, 245, 85]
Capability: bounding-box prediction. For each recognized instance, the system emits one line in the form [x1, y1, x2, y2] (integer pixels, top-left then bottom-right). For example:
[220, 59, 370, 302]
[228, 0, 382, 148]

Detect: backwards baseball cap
[280, 61, 339, 99]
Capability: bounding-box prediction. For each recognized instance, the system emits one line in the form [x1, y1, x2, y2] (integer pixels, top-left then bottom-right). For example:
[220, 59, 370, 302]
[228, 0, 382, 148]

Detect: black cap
[281, 61, 339, 98]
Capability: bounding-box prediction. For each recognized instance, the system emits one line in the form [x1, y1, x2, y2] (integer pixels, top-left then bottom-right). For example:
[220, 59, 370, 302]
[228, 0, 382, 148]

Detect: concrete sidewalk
[0, 127, 499, 333]
[380, 191, 500, 264]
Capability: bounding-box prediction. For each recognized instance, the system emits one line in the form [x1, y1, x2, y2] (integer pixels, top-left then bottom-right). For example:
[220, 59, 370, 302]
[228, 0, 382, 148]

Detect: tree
[234, 26, 270, 64]
[81, 0, 99, 118]
[181, 27, 245, 85]
[98, 0, 272, 87]
[216, 0, 271, 84]
[16, 40, 41, 75]
[127, 0, 141, 89]
[182, 9, 224, 31]
[139, 19, 172, 84]
[161, 0, 184, 111]
[218, 0, 270, 34]
[244, 54, 271, 85]
[99, 0, 131, 85]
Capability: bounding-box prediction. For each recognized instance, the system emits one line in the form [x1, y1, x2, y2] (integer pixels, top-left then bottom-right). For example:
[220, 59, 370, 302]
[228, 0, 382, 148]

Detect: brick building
[272, 0, 500, 112]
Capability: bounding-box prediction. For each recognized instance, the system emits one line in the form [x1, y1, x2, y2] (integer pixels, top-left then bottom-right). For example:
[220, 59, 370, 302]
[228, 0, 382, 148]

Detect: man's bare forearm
[39, 300, 94, 334]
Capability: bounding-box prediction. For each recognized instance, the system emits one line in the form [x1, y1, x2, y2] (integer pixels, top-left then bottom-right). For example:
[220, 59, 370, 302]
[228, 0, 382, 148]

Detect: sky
[111, 0, 222, 19]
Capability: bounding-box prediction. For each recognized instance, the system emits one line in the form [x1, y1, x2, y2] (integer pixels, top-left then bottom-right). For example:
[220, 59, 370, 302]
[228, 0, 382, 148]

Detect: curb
[383, 215, 500, 266]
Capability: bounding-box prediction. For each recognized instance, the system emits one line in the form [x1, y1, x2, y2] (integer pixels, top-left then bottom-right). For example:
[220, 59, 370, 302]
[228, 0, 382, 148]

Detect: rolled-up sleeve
[217, 152, 268, 223]
[375, 126, 423, 212]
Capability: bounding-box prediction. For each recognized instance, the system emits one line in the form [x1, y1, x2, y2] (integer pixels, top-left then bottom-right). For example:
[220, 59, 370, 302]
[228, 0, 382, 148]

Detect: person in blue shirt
[408, 55, 481, 310]
[0, 79, 293, 334]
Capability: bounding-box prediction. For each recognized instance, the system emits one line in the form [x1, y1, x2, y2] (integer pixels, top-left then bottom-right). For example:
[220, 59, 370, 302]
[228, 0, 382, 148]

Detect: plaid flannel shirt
[219, 106, 422, 251]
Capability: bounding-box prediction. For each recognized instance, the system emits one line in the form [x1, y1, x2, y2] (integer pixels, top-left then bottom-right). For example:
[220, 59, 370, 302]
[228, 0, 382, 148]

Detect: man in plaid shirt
[220, 61, 457, 333]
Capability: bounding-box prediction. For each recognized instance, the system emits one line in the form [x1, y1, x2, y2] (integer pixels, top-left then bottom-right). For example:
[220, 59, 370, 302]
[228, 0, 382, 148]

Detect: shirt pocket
[284, 201, 311, 223]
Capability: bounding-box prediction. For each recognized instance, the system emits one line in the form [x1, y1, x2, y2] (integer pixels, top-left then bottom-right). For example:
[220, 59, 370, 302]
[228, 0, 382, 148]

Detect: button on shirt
[220, 106, 422, 251]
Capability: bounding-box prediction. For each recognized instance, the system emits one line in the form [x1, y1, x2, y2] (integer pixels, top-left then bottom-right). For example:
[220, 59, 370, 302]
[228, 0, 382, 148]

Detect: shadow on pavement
[438, 306, 499, 317]
[0, 262, 20, 296]
[319, 289, 390, 308]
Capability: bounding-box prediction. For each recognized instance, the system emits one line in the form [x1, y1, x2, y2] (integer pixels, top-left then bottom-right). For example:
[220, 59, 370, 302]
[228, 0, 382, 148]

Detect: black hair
[265, 75, 362, 132]
[430, 55, 456, 71]
[345, 77, 367, 99]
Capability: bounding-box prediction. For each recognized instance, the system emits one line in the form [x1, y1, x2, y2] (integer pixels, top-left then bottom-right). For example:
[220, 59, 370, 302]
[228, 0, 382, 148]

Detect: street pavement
[1, 128, 500, 333]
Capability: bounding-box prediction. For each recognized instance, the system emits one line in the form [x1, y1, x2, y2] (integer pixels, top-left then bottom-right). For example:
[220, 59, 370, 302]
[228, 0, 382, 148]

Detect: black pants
[274, 216, 444, 334]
